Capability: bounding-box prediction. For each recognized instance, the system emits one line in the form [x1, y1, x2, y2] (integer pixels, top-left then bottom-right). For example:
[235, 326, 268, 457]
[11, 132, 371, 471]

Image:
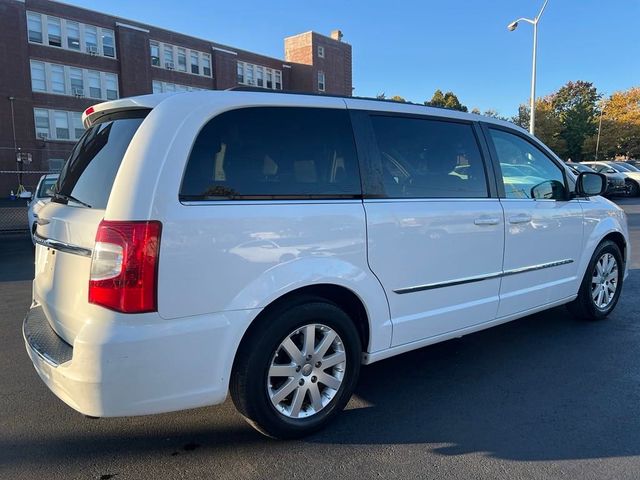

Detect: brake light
[89, 220, 162, 313]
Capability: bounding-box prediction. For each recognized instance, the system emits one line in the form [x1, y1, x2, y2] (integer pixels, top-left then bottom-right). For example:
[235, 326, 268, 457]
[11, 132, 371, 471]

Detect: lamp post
[595, 98, 606, 160]
[507, 0, 549, 135]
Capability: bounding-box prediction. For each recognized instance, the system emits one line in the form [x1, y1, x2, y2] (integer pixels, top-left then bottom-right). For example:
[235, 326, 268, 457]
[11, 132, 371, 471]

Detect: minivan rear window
[54, 110, 148, 209]
[180, 107, 361, 200]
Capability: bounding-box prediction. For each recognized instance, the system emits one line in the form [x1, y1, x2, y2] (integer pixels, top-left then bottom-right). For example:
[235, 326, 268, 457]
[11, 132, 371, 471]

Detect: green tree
[471, 107, 481, 115]
[376, 92, 386, 100]
[552, 81, 600, 161]
[425, 90, 468, 112]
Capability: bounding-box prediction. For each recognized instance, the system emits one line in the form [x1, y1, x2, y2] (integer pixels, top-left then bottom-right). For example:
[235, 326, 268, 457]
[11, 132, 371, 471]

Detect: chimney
[330, 29, 343, 42]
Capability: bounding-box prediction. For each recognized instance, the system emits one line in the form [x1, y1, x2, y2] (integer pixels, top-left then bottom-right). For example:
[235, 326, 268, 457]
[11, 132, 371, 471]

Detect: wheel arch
[234, 284, 372, 366]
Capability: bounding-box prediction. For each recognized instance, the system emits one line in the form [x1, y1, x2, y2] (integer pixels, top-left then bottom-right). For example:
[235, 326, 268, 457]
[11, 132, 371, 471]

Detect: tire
[568, 240, 624, 320]
[626, 180, 639, 197]
[230, 296, 362, 439]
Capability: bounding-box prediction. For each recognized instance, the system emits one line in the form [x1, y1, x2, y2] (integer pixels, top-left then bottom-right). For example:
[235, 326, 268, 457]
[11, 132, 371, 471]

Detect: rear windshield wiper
[53, 192, 92, 208]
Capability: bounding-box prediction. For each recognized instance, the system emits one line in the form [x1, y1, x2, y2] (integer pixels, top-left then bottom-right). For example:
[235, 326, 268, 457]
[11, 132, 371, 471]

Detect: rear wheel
[568, 240, 623, 320]
[230, 297, 362, 439]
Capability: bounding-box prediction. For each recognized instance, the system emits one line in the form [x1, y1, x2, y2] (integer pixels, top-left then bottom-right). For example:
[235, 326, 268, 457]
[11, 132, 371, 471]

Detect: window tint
[55, 112, 147, 209]
[370, 115, 488, 198]
[180, 107, 360, 200]
[489, 129, 565, 199]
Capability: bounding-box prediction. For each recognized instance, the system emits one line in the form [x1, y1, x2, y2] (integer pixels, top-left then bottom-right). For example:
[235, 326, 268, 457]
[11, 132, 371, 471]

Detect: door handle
[509, 214, 532, 224]
[474, 216, 501, 226]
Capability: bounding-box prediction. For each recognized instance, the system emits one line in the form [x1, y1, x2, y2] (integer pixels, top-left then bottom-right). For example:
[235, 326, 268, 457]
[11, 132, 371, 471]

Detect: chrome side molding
[33, 232, 92, 258]
[394, 259, 574, 294]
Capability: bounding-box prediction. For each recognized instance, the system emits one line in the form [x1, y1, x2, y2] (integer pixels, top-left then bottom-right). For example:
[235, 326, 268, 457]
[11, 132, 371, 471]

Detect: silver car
[27, 174, 59, 244]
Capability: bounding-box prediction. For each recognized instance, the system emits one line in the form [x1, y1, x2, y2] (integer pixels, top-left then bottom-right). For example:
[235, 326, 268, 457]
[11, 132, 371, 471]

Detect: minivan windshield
[54, 110, 148, 209]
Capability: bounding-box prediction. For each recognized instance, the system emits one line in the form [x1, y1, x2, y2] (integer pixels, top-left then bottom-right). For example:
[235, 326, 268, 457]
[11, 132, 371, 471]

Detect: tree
[425, 90, 468, 112]
[482, 109, 509, 121]
[376, 92, 386, 100]
[583, 87, 640, 160]
[552, 81, 600, 161]
[471, 107, 481, 115]
[389, 95, 406, 103]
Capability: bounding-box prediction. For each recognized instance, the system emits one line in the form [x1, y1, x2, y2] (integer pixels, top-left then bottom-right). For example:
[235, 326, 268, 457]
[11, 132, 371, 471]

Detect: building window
[318, 46, 325, 58]
[50, 65, 65, 94]
[150, 40, 211, 77]
[150, 41, 160, 66]
[191, 52, 199, 74]
[70, 68, 84, 96]
[275, 71, 282, 90]
[26, 11, 116, 58]
[151, 80, 205, 93]
[266, 70, 273, 89]
[30, 61, 46, 92]
[54, 111, 70, 139]
[177, 48, 187, 72]
[47, 17, 62, 47]
[237, 61, 282, 90]
[34, 109, 50, 139]
[34, 109, 84, 141]
[202, 54, 211, 76]
[48, 158, 65, 172]
[105, 74, 118, 100]
[84, 25, 98, 54]
[66, 21, 80, 50]
[164, 45, 174, 68]
[317, 71, 325, 92]
[256, 66, 264, 87]
[28, 61, 118, 101]
[27, 12, 43, 43]
[71, 112, 84, 139]
[102, 30, 115, 57]
[236, 62, 244, 84]
[88, 70, 101, 99]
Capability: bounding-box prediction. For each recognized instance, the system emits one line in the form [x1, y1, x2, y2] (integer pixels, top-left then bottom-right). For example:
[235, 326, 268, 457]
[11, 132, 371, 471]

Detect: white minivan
[24, 91, 629, 438]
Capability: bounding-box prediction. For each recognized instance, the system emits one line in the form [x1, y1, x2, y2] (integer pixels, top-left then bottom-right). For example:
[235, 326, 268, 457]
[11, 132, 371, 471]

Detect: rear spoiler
[82, 96, 162, 128]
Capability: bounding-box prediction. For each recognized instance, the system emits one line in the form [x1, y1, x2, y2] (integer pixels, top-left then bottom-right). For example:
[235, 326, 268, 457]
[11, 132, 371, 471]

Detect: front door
[485, 126, 584, 318]
[360, 113, 505, 347]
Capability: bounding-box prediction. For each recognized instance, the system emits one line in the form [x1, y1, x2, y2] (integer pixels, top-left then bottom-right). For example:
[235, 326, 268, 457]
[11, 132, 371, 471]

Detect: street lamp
[507, 0, 550, 135]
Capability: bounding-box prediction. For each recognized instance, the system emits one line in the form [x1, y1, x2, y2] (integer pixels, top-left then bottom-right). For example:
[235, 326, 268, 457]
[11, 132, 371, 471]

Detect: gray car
[569, 163, 627, 196]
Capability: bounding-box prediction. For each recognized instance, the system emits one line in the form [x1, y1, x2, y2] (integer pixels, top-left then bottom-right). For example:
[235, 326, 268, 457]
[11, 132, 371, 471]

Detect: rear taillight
[89, 220, 162, 313]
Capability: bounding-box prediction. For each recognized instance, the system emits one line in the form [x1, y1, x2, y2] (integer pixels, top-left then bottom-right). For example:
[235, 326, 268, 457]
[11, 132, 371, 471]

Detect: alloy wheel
[267, 324, 346, 419]
[591, 253, 619, 309]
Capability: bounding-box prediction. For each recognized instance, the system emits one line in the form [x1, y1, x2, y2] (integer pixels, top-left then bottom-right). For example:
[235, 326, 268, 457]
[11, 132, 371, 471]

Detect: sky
[63, 0, 639, 117]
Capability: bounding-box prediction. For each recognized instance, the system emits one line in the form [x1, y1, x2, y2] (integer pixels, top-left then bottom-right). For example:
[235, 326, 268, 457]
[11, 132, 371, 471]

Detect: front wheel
[230, 298, 362, 439]
[626, 180, 639, 197]
[568, 240, 624, 320]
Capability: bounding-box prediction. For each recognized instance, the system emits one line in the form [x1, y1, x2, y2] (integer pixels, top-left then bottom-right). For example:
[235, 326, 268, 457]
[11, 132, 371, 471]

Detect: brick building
[0, 0, 353, 196]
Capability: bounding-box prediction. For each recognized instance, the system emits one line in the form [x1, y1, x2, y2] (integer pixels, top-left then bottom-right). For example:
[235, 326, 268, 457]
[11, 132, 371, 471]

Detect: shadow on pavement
[0, 235, 34, 282]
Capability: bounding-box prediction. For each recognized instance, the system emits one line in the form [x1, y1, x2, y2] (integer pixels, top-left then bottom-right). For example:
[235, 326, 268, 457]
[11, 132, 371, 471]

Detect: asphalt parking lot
[1, 197, 639, 480]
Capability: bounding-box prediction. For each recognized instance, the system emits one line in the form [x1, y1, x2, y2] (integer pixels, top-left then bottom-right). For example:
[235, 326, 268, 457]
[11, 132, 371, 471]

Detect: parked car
[583, 161, 640, 196]
[567, 163, 626, 196]
[26, 174, 59, 244]
[24, 92, 629, 439]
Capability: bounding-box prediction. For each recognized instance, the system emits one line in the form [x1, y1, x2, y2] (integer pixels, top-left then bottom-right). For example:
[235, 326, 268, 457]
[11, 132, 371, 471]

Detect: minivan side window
[489, 128, 566, 200]
[369, 115, 488, 198]
[180, 107, 361, 200]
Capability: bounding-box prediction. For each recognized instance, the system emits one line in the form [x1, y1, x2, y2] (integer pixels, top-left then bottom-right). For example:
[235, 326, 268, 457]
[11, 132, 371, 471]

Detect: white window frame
[318, 46, 325, 58]
[151, 80, 206, 93]
[33, 109, 85, 142]
[149, 40, 212, 77]
[26, 11, 117, 59]
[28, 60, 119, 101]
[237, 61, 282, 90]
[317, 71, 325, 92]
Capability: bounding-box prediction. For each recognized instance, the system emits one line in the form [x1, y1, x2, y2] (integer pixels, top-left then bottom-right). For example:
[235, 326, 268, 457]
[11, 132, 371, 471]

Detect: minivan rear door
[353, 109, 505, 347]
[34, 111, 148, 344]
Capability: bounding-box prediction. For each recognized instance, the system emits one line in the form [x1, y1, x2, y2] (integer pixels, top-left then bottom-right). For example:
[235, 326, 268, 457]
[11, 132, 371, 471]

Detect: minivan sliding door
[357, 112, 505, 347]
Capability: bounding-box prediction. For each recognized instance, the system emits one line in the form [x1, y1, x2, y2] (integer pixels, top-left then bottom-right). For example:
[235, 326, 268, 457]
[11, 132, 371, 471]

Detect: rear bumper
[23, 304, 256, 417]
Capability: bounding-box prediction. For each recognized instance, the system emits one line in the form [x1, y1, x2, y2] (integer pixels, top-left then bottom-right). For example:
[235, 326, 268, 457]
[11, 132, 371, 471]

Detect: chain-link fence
[0, 170, 58, 234]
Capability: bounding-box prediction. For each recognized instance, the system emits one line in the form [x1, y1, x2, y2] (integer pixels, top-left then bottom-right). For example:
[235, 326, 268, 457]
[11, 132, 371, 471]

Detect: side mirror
[576, 172, 606, 197]
[531, 180, 566, 200]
